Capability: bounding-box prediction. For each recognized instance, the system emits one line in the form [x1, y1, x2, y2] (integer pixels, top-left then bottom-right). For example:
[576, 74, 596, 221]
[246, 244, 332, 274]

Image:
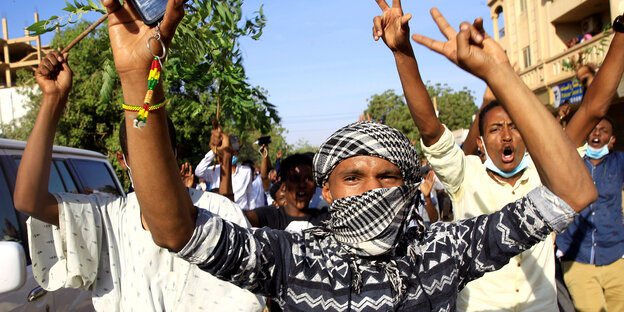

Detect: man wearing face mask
[555, 117, 624, 312]
[114, 0, 600, 310]
[389, 4, 624, 310]
[195, 133, 256, 210]
[383, 8, 555, 310]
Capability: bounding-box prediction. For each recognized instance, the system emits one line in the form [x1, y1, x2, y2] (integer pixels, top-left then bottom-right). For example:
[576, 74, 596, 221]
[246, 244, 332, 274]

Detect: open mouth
[589, 138, 602, 147]
[296, 191, 308, 199]
[501, 146, 514, 163]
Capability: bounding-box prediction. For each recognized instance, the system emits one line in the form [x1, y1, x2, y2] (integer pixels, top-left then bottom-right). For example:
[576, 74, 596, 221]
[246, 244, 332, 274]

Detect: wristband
[123, 99, 166, 112]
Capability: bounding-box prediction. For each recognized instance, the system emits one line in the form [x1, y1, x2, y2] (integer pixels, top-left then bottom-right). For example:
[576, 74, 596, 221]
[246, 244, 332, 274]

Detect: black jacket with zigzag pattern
[177, 186, 576, 312]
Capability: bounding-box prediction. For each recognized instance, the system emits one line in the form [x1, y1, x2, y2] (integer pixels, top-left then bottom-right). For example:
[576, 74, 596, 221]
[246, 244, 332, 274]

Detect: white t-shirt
[27, 189, 265, 312]
[195, 151, 256, 210]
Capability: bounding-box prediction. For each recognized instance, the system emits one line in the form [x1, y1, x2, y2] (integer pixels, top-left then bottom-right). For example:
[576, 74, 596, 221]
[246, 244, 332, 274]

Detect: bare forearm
[424, 196, 439, 222]
[461, 113, 481, 156]
[14, 94, 66, 226]
[260, 154, 270, 191]
[393, 47, 444, 146]
[122, 80, 196, 251]
[244, 210, 260, 227]
[219, 152, 234, 201]
[486, 66, 596, 211]
[566, 32, 624, 146]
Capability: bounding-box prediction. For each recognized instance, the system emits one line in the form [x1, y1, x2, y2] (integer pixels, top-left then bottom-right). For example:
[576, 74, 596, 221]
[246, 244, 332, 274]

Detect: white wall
[0, 87, 33, 128]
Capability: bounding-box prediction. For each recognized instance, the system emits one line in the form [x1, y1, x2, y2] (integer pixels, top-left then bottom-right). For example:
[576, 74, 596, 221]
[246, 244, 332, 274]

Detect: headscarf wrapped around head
[311, 121, 423, 257]
[314, 121, 421, 187]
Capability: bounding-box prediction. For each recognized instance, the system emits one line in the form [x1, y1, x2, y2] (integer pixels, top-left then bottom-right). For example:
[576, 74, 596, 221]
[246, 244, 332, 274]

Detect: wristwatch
[614, 15, 624, 33]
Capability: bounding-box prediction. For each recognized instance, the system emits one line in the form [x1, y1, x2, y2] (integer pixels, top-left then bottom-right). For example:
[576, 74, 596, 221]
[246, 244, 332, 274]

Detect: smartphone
[125, 0, 167, 26]
[256, 136, 271, 146]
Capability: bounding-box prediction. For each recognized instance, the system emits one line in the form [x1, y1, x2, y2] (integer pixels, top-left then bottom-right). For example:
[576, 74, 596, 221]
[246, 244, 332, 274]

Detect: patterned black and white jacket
[177, 186, 576, 312]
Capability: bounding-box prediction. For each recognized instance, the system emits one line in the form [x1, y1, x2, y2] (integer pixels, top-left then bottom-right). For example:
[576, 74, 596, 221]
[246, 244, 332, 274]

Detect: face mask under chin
[480, 137, 529, 179]
[585, 136, 612, 159]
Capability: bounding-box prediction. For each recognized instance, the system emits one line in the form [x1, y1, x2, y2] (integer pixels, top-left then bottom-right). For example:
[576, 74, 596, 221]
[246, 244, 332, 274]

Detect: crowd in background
[10, 0, 624, 311]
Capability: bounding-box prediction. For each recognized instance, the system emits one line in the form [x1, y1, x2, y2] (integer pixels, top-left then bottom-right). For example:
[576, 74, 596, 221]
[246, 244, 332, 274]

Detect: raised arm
[13, 52, 73, 226]
[195, 150, 215, 179]
[461, 85, 495, 156]
[419, 171, 439, 222]
[260, 145, 271, 192]
[104, 0, 194, 250]
[212, 127, 235, 201]
[436, 17, 596, 211]
[565, 28, 624, 146]
[373, 0, 443, 146]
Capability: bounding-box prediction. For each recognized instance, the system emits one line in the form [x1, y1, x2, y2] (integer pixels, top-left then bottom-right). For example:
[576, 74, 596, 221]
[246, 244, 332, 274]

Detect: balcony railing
[518, 30, 613, 91]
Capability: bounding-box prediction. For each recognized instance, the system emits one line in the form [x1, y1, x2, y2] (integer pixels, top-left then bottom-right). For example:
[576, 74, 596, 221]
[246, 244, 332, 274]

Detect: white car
[0, 138, 125, 311]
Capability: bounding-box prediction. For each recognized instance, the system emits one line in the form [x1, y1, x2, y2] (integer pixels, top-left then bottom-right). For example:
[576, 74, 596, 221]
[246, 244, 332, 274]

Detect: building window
[522, 46, 532, 68]
[496, 6, 505, 38]
[519, 0, 527, 12]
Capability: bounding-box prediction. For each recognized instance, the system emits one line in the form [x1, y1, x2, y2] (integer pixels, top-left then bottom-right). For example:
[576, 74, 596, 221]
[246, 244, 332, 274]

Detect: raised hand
[411, 9, 475, 65]
[373, 0, 412, 52]
[454, 21, 510, 80]
[103, 0, 184, 76]
[411, 8, 509, 80]
[180, 162, 195, 188]
[419, 170, 436, 197]
[35, 51, 73, 100]
[210, 127, 232, 158]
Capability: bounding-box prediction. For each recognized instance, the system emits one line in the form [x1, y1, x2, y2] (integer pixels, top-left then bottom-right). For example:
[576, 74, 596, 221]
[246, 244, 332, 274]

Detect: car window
[55, 160, 78, 193]
[72, 159, 120, 196]
[14, 158, 66, 193]
[0, 164, 22, 244]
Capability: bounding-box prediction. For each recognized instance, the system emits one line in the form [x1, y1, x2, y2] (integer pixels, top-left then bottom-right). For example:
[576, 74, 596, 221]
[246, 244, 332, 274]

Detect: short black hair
[119, 116, 177, 160]
[600, 116, 616, 133]
[478, 100, 503, 137]
[279, 154, 313, 182]
[269, 180, 282, 201]
[242, 159, 255, 169]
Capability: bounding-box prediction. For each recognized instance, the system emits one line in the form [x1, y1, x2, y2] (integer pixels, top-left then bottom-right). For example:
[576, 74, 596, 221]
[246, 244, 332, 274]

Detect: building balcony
[518, 30, 613, 93]
[550, 0, 609, 23]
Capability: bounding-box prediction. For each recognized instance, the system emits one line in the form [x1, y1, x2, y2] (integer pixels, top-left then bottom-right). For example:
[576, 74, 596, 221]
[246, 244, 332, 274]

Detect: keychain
[126, 22, 167, 129]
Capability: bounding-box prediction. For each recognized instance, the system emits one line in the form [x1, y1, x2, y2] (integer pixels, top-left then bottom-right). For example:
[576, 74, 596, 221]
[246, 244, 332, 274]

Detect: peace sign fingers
[430, 8, 457, 40]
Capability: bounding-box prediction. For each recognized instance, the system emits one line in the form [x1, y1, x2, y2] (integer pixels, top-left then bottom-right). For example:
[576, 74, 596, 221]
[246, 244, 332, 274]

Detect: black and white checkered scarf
[311, 121, 423, 257]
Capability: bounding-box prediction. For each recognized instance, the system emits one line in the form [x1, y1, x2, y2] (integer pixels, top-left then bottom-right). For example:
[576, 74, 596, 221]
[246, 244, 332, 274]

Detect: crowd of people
[11, 0, 624, 311]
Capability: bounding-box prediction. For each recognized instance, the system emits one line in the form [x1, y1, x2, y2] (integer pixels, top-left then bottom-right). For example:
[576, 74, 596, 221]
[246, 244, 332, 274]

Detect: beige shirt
[422, 126, 556, 312]
[27, 189, 265, 312]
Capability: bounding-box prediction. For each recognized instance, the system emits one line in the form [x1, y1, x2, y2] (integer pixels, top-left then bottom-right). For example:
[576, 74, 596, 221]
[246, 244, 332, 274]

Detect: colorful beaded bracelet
[122, 100, 166, 112]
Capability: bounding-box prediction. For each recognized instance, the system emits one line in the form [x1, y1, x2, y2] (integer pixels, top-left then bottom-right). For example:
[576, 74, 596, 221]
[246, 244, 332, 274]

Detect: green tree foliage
[7, 1, 284, 190]
[363, 84, 477, 152]
[426, 82, 477, 131]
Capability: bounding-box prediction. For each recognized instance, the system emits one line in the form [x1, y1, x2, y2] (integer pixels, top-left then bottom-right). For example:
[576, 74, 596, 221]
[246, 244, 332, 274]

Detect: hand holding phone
[126, 0, 168, 25]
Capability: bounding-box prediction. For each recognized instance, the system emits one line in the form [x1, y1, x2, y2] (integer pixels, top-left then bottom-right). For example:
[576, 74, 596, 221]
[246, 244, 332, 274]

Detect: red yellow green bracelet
[122, 99, 166, 112]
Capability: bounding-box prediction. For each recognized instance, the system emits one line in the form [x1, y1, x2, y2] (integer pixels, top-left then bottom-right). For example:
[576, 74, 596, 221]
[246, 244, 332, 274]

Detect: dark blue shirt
[556, 151, 624, 265]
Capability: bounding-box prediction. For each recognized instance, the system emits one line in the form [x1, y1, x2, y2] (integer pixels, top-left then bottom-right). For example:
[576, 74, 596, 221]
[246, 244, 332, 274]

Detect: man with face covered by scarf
[107, 0, 597, 311]
[172, 120, 581, 312]
[373, 0, 624, 310]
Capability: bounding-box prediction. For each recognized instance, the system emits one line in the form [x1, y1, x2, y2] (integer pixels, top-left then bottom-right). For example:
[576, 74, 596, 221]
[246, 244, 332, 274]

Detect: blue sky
[4, 0, 493, 146]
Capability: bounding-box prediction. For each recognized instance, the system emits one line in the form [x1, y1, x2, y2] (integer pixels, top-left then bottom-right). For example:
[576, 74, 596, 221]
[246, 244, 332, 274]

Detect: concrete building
[0, 14, 51, 131]
[487, 0, 624, 148]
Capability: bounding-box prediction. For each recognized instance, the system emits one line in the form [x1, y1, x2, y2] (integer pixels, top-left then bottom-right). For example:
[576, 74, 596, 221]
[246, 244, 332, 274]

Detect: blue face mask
[585, 137, 612, 159]
[480, 137, 529, 179]
[232, 155, 238, 165]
